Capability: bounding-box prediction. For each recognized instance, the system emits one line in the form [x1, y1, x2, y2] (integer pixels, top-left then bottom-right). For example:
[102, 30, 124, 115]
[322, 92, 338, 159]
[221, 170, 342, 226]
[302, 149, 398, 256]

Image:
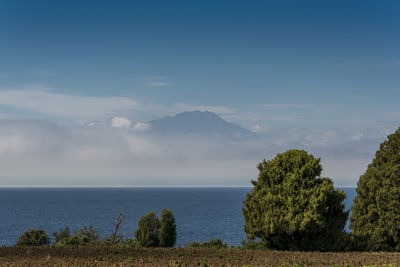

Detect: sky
[0, 0, 399, 186]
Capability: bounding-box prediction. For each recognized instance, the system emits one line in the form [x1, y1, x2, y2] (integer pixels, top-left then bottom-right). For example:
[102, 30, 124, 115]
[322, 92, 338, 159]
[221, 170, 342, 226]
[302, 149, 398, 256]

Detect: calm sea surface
[0, 187, 356, 246]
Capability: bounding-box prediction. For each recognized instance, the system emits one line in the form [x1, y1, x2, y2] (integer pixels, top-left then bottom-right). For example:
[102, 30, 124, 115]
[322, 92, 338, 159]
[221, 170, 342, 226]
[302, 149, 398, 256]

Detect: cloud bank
[0, 120, 261, 186]
[0, 86, 139, 122]
[0, 118, 385, 187]
[0, 86, 398, 187]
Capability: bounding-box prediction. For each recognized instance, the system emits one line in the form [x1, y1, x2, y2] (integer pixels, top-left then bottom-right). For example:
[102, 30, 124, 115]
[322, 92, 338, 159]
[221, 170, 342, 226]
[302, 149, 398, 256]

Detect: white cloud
[133, 122, 150, 131]
[0, 86, 139, 121]
[0, 120, 260, 186]
[251, 123, 270, 134]
[252, 124, 261, 133]
[84, 120, 105, 127]
[146, 81, 174, 87]
[0, 84, 397, 187]
[0, 118, 387, 187]
[111, 117, 132, 129]
[305, 130, 337, 146]
[142, 76, 174, 88]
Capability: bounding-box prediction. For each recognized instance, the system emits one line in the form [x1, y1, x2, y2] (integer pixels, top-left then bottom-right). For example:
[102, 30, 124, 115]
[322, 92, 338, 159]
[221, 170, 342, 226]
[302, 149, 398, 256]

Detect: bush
[56, 235, 89, 246]
[242, 149, 348, 251]
[53, 227, 71, 243]
[73, 225, 100, 242]
[240, 239, 268, 250]
[350, 128, 400, 251]
[54, 225, 100, 246]
[186, 238, 228, 248]
[159, 209, 176, 247]
[135, 211, 160, 247]
[120, 237, 139, 247]
[16, 229, 50, 246]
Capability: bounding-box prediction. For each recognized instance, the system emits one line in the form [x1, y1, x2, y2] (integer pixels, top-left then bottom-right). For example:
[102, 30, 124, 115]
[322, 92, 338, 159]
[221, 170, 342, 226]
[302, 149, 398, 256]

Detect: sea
[0, 187, 356, 247]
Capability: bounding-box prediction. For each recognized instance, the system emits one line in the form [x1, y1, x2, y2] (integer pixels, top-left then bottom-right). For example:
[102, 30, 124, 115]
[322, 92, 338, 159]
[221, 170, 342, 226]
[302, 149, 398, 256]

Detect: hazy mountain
[148, 110, 258, 138]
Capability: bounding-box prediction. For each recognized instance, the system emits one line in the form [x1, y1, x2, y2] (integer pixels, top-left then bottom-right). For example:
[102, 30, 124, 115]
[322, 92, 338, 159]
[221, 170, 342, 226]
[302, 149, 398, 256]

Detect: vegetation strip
[0, 247, 400, 266]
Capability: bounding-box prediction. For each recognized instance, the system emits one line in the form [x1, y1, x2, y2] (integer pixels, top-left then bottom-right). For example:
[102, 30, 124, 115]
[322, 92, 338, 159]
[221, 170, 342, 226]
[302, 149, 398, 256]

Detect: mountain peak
[148, 110, 258, 138]
[173, 110, 223, 120]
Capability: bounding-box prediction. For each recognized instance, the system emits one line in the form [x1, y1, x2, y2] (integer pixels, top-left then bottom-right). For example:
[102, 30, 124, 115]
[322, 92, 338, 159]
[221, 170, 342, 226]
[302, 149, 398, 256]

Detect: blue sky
[0, 0, 399, 186]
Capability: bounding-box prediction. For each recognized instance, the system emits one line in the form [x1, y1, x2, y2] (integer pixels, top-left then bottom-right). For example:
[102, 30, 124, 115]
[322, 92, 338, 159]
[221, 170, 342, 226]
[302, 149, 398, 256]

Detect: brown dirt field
[0, 247, 399, 266]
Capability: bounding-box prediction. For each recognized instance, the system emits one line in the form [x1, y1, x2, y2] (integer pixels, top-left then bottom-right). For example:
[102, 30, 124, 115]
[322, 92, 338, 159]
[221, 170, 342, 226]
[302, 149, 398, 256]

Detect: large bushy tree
[242, 149, 348, 251]
[159, 209, 176, 247]
[350, 128, 400, 251]
[135, 211, 161, 247]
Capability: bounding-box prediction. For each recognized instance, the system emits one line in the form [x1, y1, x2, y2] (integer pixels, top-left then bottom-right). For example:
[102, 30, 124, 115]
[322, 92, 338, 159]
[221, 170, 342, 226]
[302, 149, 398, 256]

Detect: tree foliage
[242, 149, 348, 251]
[135, 211, 161, 247]
[350, 128, 400, 251]
[159, 209, 177, 247]
[16, 229, 50, 246]
[53, 228, 71, 243]
[54, 225, 100, 246]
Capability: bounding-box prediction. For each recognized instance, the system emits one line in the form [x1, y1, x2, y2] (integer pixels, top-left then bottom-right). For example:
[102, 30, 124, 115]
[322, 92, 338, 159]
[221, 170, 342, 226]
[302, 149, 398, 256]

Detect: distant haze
[0, 110, 383, 187]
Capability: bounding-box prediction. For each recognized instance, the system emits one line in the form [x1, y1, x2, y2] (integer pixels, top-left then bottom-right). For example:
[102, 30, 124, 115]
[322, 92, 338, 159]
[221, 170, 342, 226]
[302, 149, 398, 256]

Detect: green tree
[135, 211, 160, 247]
[53, 227, 71, 244]
[350, 128, 400, 251]
[54, 225, 100, 246]
[159, 209, 177, 247]
[242, 149, 348, 251]
[73, 225, 100, 242]
[16, 229, 50, 246]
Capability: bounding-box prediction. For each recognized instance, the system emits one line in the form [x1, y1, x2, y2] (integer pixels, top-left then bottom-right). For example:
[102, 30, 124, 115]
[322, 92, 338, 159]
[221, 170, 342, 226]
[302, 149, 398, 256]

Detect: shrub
[135, 211, 160, 247]
[186, 238, 228, 248]
[121, 237, 139, 247]
[53, 227, 71, 244]
[56, 235, 89, 246]
[54, 225, 100, 246]
[242, 149, 348, 251]
[240, 239, 268, 250]
[350, 128, 400, 251]
[73, 225, 100, 242]
[15, 229, 50, 246]
[159, 209, 177, 247]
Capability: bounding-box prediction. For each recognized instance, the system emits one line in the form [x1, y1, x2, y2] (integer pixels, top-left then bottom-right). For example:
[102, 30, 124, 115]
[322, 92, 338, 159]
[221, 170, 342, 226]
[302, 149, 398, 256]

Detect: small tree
[159, 209, 176, 247]
[54, 225, 100, 246]
[135, 211, 160, 247]
[350, 128, 400, 251]
[73, 225, 100, 243]
[104, 212, 125, 245]
[16, 229, 50, 246]
[53, 227, 71, 244]
[242, 149, 348, 251]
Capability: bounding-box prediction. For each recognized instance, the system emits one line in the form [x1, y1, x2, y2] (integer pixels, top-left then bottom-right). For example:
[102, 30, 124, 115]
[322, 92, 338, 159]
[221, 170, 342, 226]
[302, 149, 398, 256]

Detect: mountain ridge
[147, 110, 258, 139]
